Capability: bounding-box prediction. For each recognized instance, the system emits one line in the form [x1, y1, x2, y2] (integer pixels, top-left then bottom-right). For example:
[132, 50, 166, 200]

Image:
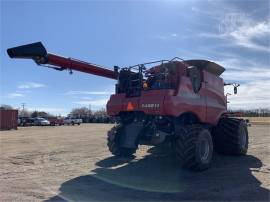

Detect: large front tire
[213, 118, 248, 155]
[174, 125, 213, 171]
[107, 125, 136, 157]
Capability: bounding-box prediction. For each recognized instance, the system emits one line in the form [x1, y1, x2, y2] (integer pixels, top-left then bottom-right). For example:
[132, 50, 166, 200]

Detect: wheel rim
[199, 138, 210, 161]
[239, 127, 247, 149]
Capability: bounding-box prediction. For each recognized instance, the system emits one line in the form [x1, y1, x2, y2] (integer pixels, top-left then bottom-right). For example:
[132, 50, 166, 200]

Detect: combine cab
[7, 42, 248, 171]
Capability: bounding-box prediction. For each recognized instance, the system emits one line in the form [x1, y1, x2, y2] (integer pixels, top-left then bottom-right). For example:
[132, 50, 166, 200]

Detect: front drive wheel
[174, 125, 213, 171]
[107, 125, 136, 157]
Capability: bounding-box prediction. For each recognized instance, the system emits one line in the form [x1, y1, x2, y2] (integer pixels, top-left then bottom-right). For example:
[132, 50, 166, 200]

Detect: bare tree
[0, 104, 13, 110]
[94, 108, 107, 117]
[19, 109, 31, 117]
[229, 108, 270, 117]
[70, 107, 92, 118]
[31, 111, 52, 118]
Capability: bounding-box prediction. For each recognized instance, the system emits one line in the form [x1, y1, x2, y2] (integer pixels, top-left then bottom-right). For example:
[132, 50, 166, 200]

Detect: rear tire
[213, 118, 248, 155]
[107, 125, 136, 157]
[174, 125, 213, 171]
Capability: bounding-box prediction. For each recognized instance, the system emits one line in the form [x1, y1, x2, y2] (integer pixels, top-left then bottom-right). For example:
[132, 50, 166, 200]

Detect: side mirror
[224, 83, 240, 95]
[234, 86, 237, 94]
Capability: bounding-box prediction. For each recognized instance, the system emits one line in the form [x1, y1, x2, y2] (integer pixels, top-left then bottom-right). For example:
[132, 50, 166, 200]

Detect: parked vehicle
[34, 117, 50, 126]
[64, 117, 82, 125]
[19, 117, 35, 126]
[48, 117, 64, 126]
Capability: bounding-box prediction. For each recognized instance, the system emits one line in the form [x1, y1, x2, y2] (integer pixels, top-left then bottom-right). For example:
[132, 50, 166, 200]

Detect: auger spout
[7, 42, 117, 80]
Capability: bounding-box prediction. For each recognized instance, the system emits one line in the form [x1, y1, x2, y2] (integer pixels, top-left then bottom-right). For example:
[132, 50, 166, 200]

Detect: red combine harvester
[7, 42, 248, 171]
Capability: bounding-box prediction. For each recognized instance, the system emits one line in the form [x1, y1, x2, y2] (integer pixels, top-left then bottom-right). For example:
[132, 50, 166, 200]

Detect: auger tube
[7, 42, 117, 80]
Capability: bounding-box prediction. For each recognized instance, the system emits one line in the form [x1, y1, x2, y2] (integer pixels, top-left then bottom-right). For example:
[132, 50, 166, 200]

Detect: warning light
[127, 102, 134, 111]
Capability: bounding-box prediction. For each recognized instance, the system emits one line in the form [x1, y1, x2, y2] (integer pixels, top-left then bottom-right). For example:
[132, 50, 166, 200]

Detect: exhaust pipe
[7, 42, 48, 64]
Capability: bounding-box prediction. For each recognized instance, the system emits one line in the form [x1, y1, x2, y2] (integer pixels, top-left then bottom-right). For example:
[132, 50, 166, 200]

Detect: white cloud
[223, 67, 270, 82]
[65, 91, 112, 95]
[226, 80, 270, 109]
[7, 93, 25, 98]
[218, 57, 270, 109]
[5, 84, 40, 99]
[199, 13, 270, 52]
[223, 21, 269, 52]
[155, 33, 179, 40]
[16, 90, 32, 93]
[73, 99, 108, 106]
[191, 6, 221, 18]
[18, 82, 46, 89]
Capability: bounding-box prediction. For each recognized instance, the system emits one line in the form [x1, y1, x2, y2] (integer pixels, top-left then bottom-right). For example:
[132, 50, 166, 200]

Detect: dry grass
[241, 117, 270, 125]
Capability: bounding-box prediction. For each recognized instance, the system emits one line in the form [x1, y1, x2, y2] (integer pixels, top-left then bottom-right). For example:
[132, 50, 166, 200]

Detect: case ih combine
[7, 42, 248, 171]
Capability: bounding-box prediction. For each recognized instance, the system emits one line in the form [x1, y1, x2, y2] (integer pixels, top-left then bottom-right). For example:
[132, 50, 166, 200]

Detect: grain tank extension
[7, 42, 248, 171]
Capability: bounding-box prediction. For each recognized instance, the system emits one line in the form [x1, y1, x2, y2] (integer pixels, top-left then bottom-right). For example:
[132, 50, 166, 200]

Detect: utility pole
[21, 103, 26, 117]
[21, 103, 26, 112]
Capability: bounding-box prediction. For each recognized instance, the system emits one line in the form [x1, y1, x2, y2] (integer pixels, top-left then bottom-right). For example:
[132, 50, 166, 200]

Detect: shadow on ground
[47, 147, 269, 201]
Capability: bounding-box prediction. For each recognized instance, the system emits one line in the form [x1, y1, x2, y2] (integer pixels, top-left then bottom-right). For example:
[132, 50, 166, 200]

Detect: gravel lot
[0, 124, 269, 201]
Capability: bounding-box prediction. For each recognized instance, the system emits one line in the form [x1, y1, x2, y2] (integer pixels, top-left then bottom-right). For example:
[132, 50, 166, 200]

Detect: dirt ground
[243, 117, 270, 125]
[0, 124, 269, 201]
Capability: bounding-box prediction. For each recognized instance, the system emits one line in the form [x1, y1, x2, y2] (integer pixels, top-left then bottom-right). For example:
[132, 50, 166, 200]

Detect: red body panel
[107, 90, 168, 116]
[107, 62, 227, 125]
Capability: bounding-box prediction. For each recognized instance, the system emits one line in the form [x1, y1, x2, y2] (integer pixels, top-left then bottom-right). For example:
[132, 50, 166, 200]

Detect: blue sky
[1, 0, 269, 115]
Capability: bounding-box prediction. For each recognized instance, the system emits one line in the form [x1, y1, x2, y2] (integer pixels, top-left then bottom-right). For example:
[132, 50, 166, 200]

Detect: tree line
[0, 105, 111, 123]
[1, 104, 270, 118]
[68, 107, 111, 123]
[228, 108, 270, 117]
